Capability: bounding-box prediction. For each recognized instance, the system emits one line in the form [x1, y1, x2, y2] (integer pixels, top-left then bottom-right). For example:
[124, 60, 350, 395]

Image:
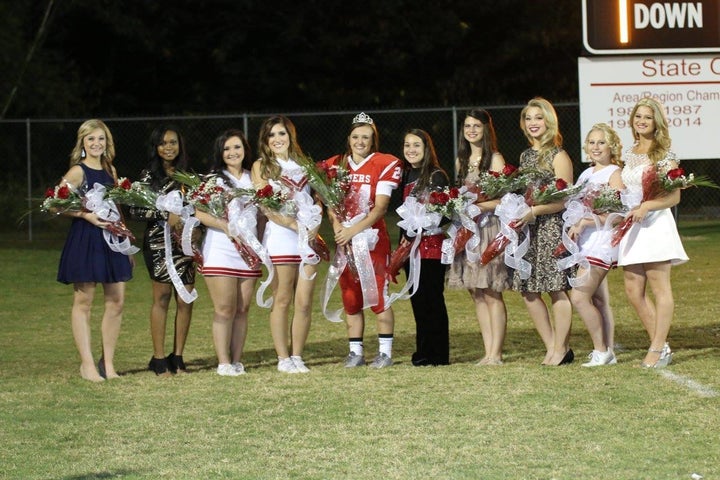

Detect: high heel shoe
[166, 353, 187, 374]
[559, 349, 574, 365]
[641, 347, 671, 368]
[97, 357, 107, 379]
[148, 356, 171, 376]
[656, 343, 673, 367]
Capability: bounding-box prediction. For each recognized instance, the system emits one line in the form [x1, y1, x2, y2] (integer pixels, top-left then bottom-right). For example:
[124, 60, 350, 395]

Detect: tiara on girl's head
[352, 112, 373, 124]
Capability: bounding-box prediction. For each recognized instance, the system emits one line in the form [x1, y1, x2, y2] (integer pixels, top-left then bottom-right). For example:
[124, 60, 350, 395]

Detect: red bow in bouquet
[611, 165, 718, 247]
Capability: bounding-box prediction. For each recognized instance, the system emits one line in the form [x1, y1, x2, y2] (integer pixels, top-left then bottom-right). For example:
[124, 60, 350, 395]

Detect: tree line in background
[0, 0, 582, 118]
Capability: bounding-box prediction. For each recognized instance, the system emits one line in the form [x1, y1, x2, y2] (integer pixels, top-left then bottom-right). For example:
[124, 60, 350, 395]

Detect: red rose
[489, 171, 500, 178]
[449, 187, 460, 199]
[120, 178, 131, 190]
[555, 178, 568, 190]
[429, 191, 441, 204]
[667, 168, 685, 180]
[538, 185, 548, 192]
[257, 184, 274, 198]
[57, 185, 70, 199]
[45, 187, 55, 198]
[327, 167, 338, 180]
[502, 164, 517, 176]
[438, 192, 450, 204]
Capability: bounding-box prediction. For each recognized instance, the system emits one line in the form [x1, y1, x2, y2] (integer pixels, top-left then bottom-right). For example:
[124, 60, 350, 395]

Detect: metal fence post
[26, 118, 32, 241]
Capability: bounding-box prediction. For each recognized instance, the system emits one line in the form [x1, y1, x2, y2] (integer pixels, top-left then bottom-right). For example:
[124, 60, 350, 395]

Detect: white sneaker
[231, 362, 246, 375]
[607, 349, 618, 365]
[581, 350, 616, 367]
[290, 355, 310, 373]
[277, 357, 299, 373]
[217, 363, 244, 376]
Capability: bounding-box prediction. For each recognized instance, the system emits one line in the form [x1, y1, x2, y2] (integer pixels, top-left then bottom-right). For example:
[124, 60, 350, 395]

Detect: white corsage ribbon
[160, 220, 198, 303]
[321, 213, 379, 322]
[495, 193, 531, 279]
[294, 191, 323, 280]
[226, 197, 275, 309]
[388, 197, 442, 305]
[556, 199, 591, 287]
[85, 183, 139, 255]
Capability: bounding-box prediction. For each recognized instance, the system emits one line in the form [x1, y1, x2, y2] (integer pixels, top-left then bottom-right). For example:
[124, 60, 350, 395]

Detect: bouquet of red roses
[611, 165, 718, 246]
[425, 186, 481, 264]
[299, 159, 352, 218]
[582, 184, 625, 215]
[42, 181, 137, 243]
[474, 164, 527, 201]
[300, 158, 365, 276]
[41, 184, 84, 214]
[106, 176, 159, 210]
[480, 175, 581, 266]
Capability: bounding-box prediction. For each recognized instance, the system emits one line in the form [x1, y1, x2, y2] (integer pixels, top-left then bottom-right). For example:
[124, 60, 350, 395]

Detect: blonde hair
[583, 123, 623, 167]
[629, 97, 671, 164]
[69, 119, 115, 174]
[520, 97, 562, 171]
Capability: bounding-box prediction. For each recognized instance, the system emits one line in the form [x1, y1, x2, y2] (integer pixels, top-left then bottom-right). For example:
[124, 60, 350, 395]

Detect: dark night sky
[0, 1, 584, 118]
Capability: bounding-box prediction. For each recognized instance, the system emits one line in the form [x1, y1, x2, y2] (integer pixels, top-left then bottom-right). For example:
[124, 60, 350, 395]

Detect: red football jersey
[325, 152, 401, 225]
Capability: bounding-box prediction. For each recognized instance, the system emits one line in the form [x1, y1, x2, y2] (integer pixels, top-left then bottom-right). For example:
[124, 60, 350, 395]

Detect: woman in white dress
[617, 97, 688, 368]
[567, 123, 624, 367]
[251, 116, 317, 374]
[195, 130, 261, 376]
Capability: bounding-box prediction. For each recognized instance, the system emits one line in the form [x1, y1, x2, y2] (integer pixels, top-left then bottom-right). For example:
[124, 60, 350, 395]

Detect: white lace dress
[617, 148, 688, 266]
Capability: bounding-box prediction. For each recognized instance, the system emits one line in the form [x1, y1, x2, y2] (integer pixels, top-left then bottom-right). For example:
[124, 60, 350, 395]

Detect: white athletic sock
[349, 338, 363, 356]
[378, 335, 393, 357]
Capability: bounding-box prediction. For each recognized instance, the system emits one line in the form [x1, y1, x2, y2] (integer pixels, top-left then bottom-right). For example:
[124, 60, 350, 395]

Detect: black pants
[405, 258, 449, 365]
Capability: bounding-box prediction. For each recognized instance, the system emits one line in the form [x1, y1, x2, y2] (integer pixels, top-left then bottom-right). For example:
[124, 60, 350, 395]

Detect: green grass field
[1, 219, 719, 479]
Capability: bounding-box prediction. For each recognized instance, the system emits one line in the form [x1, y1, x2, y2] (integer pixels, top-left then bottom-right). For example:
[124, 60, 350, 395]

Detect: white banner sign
[578, 55, 720, 161]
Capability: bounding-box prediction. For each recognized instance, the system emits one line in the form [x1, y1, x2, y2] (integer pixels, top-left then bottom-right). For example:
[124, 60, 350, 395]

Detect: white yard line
[659, 370, 719, 398]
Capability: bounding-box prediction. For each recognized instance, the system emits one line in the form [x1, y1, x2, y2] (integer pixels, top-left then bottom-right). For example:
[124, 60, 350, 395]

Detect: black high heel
[559, 349, 575, 365]
[166, 353, 187, 373]
[148, 356, 170, 376]
[97, 357, 107, 379]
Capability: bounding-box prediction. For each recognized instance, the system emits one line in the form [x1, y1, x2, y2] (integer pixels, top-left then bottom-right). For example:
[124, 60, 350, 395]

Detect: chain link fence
[3, 103, 719, 237]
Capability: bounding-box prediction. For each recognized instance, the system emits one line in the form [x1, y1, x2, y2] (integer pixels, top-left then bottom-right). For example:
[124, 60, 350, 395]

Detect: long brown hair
[457, 108, 498, 182]
[256, 115, 306, 180]
[403, 128, 444, 194]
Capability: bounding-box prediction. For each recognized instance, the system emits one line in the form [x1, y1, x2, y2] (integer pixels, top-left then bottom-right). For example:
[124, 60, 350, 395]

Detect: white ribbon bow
[294, 191, 324, 280]
[495, 193, 531, 279]
[85, 183, 139, 255]
[389, 196, 442, 304]
[227, 197, 275, 309]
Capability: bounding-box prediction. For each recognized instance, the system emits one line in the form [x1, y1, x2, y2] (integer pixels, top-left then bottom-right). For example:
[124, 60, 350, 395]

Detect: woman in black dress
[131, 125, 196, 376]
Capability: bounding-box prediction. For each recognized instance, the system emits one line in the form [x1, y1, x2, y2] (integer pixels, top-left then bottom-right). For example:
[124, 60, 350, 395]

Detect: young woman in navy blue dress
[56, 119, 133, 382]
